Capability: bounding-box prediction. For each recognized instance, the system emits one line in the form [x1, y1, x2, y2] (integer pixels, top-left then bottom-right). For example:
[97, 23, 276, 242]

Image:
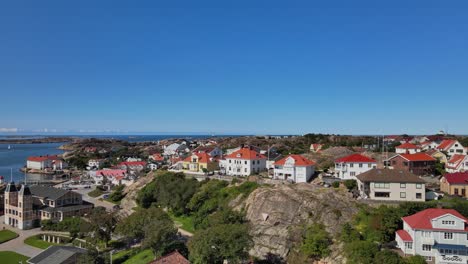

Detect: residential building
[147, 250, 189, 264]
[27, 155, 68, 171]
[164, 143, 189, 156]
[395, 208, 468, 263]
[192, 146, 223, 157]
[426, 149, 448, 164]
[147, 163, 158, 171]
[182, 153, 218, 173]
[437, 139, 466, 157]
[334, 154, 377, 180]
[223, 146, 266, 176]
[310, 144, 323, 152]
[387, 153, 436, 176]
[88, 159, 104, 169]
[28, 245, 87, 264]
[273, 155, 315, 183]
[440, 172, 468, 197]
[356, 169, 425, 201]
[446, 155, 468, 173]
[149, 153, 165, 163]
[395, 143, 421, 154]
[118, 161, 147, 173]
[4, 183, 93, 230]
[93, 169, 130, 185]
[421, 141, 440, 151]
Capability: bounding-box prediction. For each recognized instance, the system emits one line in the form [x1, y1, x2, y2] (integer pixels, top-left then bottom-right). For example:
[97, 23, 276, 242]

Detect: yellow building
[182, 153, 218, 173]
[427, 149, 448, 164]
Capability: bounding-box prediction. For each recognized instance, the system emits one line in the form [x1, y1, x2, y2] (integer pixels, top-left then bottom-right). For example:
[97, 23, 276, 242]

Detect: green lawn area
[88, 188, 105, 198]
[0, 230, 18, 244]
[123, 249, 154, 264]
[168, 212, 195, 233]
[24, 235, 60, 249]
[0, 251, 29, 263]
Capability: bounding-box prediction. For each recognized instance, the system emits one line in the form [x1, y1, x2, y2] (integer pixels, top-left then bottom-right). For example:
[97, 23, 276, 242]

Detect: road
[70, 185, 116, 212]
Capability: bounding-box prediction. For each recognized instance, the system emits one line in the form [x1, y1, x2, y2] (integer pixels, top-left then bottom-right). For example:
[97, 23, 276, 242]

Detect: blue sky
[1, 1, 467, 135]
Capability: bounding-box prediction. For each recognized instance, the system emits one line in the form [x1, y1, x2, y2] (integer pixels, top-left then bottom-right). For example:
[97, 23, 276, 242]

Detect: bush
[331, 181, 340, 188]
[300, 223, 332, 259]
[343, 180, 357, 191]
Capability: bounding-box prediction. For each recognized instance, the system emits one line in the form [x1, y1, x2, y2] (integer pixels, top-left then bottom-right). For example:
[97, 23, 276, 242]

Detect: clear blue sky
[1, 1, 467, 135]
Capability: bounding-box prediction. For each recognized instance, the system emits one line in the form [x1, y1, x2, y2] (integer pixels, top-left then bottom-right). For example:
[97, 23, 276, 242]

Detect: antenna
[10, 168, 13, 183]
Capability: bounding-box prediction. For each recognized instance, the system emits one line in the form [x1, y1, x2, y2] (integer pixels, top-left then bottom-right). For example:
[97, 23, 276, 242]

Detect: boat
[7, 145, 11, 150]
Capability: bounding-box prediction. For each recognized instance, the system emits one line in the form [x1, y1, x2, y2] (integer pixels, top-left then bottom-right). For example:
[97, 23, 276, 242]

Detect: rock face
[119, 172, 155, 216]
[243, 184, 359, 262]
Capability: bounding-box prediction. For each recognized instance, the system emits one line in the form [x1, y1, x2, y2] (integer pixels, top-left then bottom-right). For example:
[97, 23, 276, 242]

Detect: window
[442, 220, 455, 225]
[374, 183, 390, 189]
[422, 231, 431, 237]
[245, 161, 247, 165]
[444, 232, 453, 240]
[375, 192, 390, 198]
[350, 164, 354, 168]
[350, 172, 356, 177]
[368, 164, 372, 168]
[422, 244, 432, 251]
[400, 183, 406, 188]
[244, 168, 247, 172]
[416, 184, 422, 189]
[405, 242, 413, 249]
[403, 162, 409, 166]
[455, 188, 459, 195]
[359, 163, 363, 168]
[19, 202, 22, 208]
[416, 193, 422, 199]
[400, 192, 406, 198]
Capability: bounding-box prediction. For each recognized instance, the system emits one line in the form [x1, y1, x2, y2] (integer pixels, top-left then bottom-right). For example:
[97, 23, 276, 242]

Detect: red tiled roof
[151, 153, 164, 161]
[399, 153, 436, 162]
[437, 139, 456, 151]
[335, 154, 376, 163]
[448, 154, 467, 165]
[396, 142, 420, 149]
[402, 208, 468, 230]
[27, 155, 61, 162]
[443, 172, 468, 185]
[183, 152, 211, 163]
[95, 169, 127, 177]
[274, 155, 316, 166]
[396, 230, 412, 241]
[225, 147, 266, 160]
[148, 251, 190, 264]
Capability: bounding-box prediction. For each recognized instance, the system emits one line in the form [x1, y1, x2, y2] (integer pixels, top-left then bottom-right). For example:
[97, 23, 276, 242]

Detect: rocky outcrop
[119, 172, 155, 216]
[243, 184, 359, 263]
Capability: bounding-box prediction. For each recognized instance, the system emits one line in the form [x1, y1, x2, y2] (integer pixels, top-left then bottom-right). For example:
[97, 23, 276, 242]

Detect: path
[0, 216, 69, 257]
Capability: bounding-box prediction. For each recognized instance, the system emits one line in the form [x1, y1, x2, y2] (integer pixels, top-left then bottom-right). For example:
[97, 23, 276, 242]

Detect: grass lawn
[24, 235, 60, 249]
[168, 212, 195, 233]
[88, 188, 105, 198]
[123, 249, 154, 264]
[0, 230, 18, 244]
[0, 251, 29, 263]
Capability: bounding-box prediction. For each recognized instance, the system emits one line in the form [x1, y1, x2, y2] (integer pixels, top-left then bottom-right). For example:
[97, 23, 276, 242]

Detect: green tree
[300, 223, 332, 259]
[87, 207, 119, 247]
[188, 223, 252, 264]
[343, 180, 357, 191]
[374, 250, 404, 264]
[404, 255, 427, 264]
[344, 240, 379, 264]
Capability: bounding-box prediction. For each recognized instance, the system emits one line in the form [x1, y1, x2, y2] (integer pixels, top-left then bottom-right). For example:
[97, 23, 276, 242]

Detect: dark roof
[5, 182, 17, 192]
[29, 186, 71, 200]
[19, 184, 32, 196]
[357, 168, 425, 184]
[41, 203, 93, 213]
[28, 246, 87, 264]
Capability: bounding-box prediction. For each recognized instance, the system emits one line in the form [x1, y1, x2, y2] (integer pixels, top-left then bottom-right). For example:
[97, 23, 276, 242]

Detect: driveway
[0, 216, 69, 257]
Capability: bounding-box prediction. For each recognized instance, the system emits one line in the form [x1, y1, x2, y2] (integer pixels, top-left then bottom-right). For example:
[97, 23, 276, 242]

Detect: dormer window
[237, 154, 241, 158]
[442, 220, 455, 225]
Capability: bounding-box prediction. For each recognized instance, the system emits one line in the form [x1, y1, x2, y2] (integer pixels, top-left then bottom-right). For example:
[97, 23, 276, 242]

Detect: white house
[27, 155, 67, 171]
[446, 154, 468, 173]
[192, 146, 223, 157]
[395, 142, 421, 154]
[437, 140, 466, 157]
[164, 143, 190, 156]
[334, 154, 377, 180]
[396, 208, 468, 263]
[273, 155, 315, 183]
[421, 141, 440, 151]
[356, 169, 425, 202]
[88, 159, 104, 169]
[224, 147, 266, 176]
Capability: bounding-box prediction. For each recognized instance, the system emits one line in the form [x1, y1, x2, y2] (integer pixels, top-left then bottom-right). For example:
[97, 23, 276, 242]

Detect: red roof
[396, 142, 420, 149]
[402, 208, 468, 230]
[448, 154, 467, 165]
[437, 139, 457, 151]
[396, 230, 413, 241]
[443, 172, 468, 185]
[225, 147, 266, 160]
[183, 152, 212, 163]
[399, 153, 436, 162]
[151, 153, 164, 161]
[335, 154, 376, 163]
[148, 251, 189, 264]
[27, 155, 61, 162]
[274, 155, 315, 166]
[96, 169, 127, 177]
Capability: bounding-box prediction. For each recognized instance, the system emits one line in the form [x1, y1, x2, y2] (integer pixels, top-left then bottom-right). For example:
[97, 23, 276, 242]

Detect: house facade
[334, 154, 377, 180]
[440, 172, 468, 198]
[27, 156, 67, 171]
[4, 183, 93, 230]
[310, 144, 323, 152]
[182, 153, 218, 173]
[395, 208, 468, 263]
[426, 150, 448, 164]
[118, 161, 147, 173]
[192, 146, 223, 157]
[446, 155, 468, 173]
[223, 147, 266, 176]
[437, 140, 466, 157]
[273, 155, 315, 183]
[387, 153, 436, 176]
[356, 169, 425, 202]
[396, 143, 421, 154]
